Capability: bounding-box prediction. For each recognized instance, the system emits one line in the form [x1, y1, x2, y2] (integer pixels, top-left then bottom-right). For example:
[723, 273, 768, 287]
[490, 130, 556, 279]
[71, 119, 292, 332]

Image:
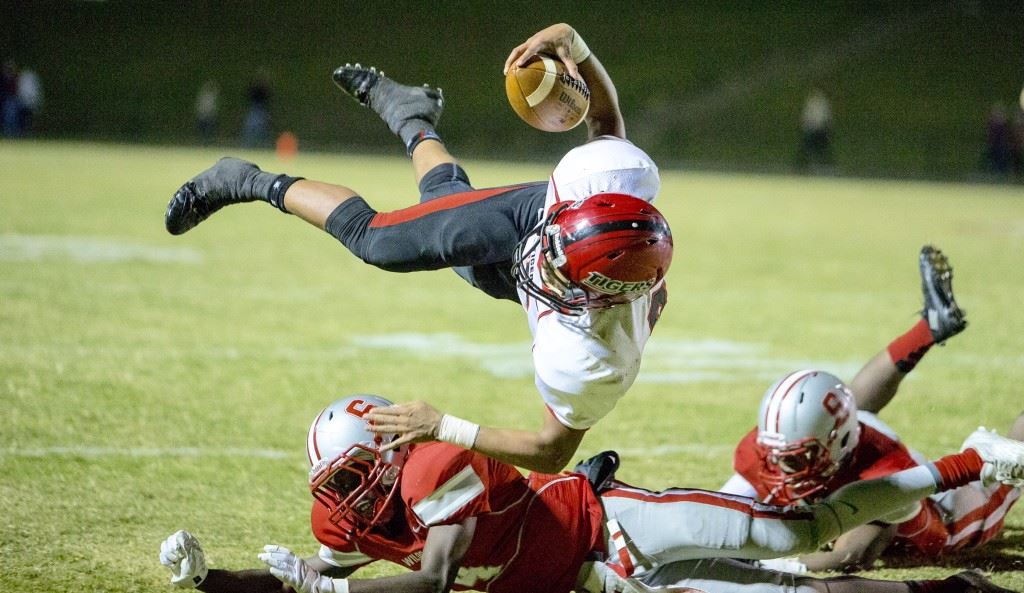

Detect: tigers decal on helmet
[512, 193, 673, 315]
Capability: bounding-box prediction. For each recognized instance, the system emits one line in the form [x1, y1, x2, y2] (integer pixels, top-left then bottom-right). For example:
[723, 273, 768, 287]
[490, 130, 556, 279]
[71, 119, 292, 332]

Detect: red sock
[931, 448, 983, 491]
[887, 319, 935, 373]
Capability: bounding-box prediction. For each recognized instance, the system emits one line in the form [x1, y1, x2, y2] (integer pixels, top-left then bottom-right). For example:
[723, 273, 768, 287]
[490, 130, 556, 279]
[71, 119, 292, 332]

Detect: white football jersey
[518, 137, 665, 430]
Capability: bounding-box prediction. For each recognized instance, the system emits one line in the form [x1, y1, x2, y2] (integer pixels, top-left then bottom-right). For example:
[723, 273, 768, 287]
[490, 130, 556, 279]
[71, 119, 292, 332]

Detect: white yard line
[0, 234, 203, 264]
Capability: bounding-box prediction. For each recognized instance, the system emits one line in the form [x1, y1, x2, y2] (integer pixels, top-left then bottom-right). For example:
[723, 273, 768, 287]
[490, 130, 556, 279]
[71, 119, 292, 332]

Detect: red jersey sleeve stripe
[369, 185, 529, 228]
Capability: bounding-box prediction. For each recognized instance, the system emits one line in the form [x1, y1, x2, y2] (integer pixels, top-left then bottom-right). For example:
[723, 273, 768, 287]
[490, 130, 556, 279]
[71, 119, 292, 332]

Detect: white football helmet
[756, 370, 860, 503]
[306, 394, 409, 536]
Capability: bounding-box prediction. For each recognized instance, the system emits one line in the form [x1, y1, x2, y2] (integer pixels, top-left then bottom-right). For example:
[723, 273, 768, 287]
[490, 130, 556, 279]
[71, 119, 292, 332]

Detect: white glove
[159, 530, 209, 589]
[259, 545, 345, 593]
[756, 557, 809, 574]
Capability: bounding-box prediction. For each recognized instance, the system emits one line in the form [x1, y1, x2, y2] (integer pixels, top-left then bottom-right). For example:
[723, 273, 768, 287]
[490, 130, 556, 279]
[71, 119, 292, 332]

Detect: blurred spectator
[1, 59, 19, 137]
[195, 80, 219, 144]
[1011, 106, 1024, 178]
[795, 88, 834, 173]
[16, 67, 42, 136]
[983, 102, 1012, 177]
[241, 71, 272, 147]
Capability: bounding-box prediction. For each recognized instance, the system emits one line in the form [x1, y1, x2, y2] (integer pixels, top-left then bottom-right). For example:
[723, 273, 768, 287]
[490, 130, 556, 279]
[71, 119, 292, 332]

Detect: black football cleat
[332, 63, 444, 139]
[919, 244, 967, 344]
[950, 570, 1017, 593]
[165, 157, 262, 235]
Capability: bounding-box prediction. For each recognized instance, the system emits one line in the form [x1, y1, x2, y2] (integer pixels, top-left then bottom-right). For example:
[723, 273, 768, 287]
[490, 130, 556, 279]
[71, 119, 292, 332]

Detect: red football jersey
[312, 442, 605, 593]
[733, 421, 919, 505]
[733, 421, 961, 556]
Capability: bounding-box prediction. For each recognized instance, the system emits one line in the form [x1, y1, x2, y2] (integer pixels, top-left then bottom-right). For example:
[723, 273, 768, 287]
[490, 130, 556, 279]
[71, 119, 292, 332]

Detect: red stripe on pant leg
[602, 487, 813, 520]
[977, 517, 1008, 547]
[369, 186, 528, 228]
[975, 490, 1020, 546]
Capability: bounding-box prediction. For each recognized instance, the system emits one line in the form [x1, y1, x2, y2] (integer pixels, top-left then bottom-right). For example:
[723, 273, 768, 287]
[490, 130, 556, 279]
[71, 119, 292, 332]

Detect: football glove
[259, 545, 343, 593]
[573, 450, 620, 494]
[159, 530, 209, 589]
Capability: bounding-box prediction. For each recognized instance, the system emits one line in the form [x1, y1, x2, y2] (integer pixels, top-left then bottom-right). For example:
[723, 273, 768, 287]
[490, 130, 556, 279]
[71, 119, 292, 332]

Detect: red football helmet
[512, 193, 673, 315]
[756, 370, 860, 504]
[306, 395, 409, 537]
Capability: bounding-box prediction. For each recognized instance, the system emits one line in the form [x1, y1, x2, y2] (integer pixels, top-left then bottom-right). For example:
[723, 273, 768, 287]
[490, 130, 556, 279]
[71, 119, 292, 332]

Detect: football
[505, 56, 591, 132]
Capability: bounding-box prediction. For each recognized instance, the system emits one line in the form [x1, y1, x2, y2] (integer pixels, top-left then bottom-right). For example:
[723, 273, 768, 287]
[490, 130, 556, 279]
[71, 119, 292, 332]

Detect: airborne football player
[164, 23, 671, 474]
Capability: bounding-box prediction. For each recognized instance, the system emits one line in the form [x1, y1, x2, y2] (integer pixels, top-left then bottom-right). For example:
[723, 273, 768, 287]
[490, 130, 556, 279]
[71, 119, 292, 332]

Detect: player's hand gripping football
[366, 400, 443, 451]
[259, 545, 337, 593]
[159, 530, 209, 589]
[504, 22, 582, 80]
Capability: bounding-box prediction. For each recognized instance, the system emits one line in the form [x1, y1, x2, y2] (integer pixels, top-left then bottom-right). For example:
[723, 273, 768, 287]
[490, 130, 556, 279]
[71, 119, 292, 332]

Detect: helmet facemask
[760, 433, 851, 503]
[310, 443, 402, 537]
[512, 204, 588, 315]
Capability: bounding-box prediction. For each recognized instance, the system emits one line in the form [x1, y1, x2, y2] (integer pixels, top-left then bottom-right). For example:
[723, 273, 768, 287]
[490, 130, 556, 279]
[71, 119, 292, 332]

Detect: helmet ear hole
[840, 432, 850, 447]
[607, 251, 624, 260]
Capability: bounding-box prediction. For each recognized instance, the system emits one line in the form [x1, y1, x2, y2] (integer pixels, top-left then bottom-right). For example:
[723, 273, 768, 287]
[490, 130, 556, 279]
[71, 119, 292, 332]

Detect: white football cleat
[961, 427, 1024, 488]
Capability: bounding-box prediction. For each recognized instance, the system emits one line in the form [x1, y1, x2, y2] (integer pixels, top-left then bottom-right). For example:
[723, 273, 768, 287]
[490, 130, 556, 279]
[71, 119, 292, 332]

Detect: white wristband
[437, 414, 480, 449]
[331, 578, 350, 593]
[569, 30, 592, 64]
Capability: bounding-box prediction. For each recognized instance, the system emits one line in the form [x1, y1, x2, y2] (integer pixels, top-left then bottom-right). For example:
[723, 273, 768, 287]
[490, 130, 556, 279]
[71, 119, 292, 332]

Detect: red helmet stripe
[765, 370, 815, 435]
[307, 407, 328, 465]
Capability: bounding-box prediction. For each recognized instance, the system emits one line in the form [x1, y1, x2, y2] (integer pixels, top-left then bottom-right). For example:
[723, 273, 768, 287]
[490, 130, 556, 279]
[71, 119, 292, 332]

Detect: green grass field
[2, 140, 1023, 592]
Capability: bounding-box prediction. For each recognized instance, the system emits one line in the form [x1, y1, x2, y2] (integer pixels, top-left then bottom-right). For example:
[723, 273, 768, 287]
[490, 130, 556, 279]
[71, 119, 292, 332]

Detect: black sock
[404, 129, 443, 156]
[263, 174, 304, 213]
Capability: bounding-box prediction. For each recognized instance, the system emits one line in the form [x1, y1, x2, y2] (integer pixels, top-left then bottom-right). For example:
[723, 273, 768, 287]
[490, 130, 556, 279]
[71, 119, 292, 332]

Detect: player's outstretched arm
[367, 401, 585, 474]
[469, 411, 586, 474]
[159, 530, 354, 593]
[262, 521, 475, 593]
[503, 23, 625, 141]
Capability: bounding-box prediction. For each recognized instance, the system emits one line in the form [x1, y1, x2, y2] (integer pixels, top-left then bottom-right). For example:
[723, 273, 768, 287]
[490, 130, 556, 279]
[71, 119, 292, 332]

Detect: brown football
[505, 56, 590, 132]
